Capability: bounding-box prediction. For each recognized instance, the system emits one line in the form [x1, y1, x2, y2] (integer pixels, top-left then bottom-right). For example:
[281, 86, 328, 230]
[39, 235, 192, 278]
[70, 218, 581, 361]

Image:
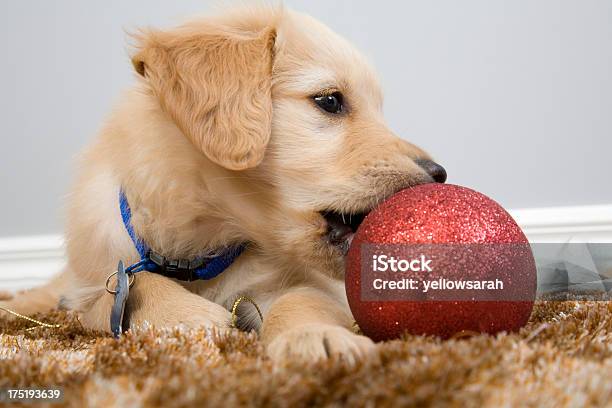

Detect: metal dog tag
[110, 261, 129, 338]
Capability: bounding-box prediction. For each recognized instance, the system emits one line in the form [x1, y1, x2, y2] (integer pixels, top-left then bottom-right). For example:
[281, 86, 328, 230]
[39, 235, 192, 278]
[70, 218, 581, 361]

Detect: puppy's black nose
[415, 159, 447, 183]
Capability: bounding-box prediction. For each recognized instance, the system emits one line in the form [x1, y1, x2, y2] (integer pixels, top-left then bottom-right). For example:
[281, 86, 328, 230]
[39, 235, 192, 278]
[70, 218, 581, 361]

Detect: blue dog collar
[118, 189, 246, 281]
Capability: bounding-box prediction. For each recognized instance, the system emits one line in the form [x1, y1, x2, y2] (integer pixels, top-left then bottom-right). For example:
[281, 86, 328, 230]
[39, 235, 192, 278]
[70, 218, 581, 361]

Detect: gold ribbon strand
[0, 307, 62, 331]
[230, 296, 264, 329]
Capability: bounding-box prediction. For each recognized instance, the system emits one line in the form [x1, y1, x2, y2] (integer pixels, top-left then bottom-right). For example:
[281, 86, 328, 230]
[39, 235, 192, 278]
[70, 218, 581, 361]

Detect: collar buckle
[149, 250, 202, 281]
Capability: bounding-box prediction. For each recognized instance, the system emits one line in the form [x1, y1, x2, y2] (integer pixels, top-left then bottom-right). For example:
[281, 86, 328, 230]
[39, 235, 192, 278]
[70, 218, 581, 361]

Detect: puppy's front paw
[176, 303, 233, 329]
[128, 296, 233, 331]
[266, 323, 375, 364]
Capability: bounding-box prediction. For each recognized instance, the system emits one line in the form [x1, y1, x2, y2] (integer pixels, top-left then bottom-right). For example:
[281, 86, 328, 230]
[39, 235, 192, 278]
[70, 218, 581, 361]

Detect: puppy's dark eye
[313, 92, 344, 114]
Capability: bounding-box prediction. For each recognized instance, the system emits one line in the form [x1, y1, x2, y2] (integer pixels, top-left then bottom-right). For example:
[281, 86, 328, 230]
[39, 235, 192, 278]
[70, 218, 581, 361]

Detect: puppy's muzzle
[415, 159, 447, 183]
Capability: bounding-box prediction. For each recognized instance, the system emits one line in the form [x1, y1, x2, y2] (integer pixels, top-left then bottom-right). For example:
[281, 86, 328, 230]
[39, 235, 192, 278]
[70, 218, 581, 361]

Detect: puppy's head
[131, 7, 446, 275]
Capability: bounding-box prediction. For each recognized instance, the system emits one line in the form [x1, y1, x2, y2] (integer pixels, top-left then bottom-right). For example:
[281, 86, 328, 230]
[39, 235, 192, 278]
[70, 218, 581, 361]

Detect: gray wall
[1, 0, 611, 237]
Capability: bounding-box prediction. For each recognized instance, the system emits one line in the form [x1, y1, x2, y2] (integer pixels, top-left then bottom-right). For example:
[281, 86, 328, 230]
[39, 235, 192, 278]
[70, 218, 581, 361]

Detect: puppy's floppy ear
[131, 25, 276, 170]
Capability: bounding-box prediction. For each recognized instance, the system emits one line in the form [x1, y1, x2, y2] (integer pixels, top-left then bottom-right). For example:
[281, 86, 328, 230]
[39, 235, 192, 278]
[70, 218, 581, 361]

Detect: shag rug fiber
[0, 300, 611, 407]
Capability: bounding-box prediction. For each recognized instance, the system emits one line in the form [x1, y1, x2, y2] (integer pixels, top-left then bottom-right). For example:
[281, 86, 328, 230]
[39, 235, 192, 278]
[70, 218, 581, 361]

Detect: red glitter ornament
[345, 184, 536, 341]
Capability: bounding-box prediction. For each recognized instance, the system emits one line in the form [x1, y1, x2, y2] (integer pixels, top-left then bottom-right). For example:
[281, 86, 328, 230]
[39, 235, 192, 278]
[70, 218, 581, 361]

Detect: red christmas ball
[345, 184, 536, 341]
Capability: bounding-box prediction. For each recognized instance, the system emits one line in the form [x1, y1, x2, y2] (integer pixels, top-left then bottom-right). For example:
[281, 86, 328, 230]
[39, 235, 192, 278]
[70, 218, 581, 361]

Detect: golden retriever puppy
[1, 6, 446, 363]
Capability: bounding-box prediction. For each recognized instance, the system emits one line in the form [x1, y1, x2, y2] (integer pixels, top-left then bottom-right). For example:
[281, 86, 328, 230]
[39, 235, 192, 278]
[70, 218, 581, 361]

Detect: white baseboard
[509, 204, 612, 243]
[0, 235, 65, 292]
[1, 205, 611, 292]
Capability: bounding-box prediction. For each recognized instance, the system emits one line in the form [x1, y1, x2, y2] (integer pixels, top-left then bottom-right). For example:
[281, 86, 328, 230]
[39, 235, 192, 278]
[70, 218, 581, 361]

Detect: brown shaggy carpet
[1, 300, 611, 407]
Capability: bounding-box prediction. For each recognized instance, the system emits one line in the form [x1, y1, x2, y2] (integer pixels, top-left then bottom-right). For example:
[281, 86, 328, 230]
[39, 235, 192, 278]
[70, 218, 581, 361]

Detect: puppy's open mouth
[319, 210, 370, 255]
